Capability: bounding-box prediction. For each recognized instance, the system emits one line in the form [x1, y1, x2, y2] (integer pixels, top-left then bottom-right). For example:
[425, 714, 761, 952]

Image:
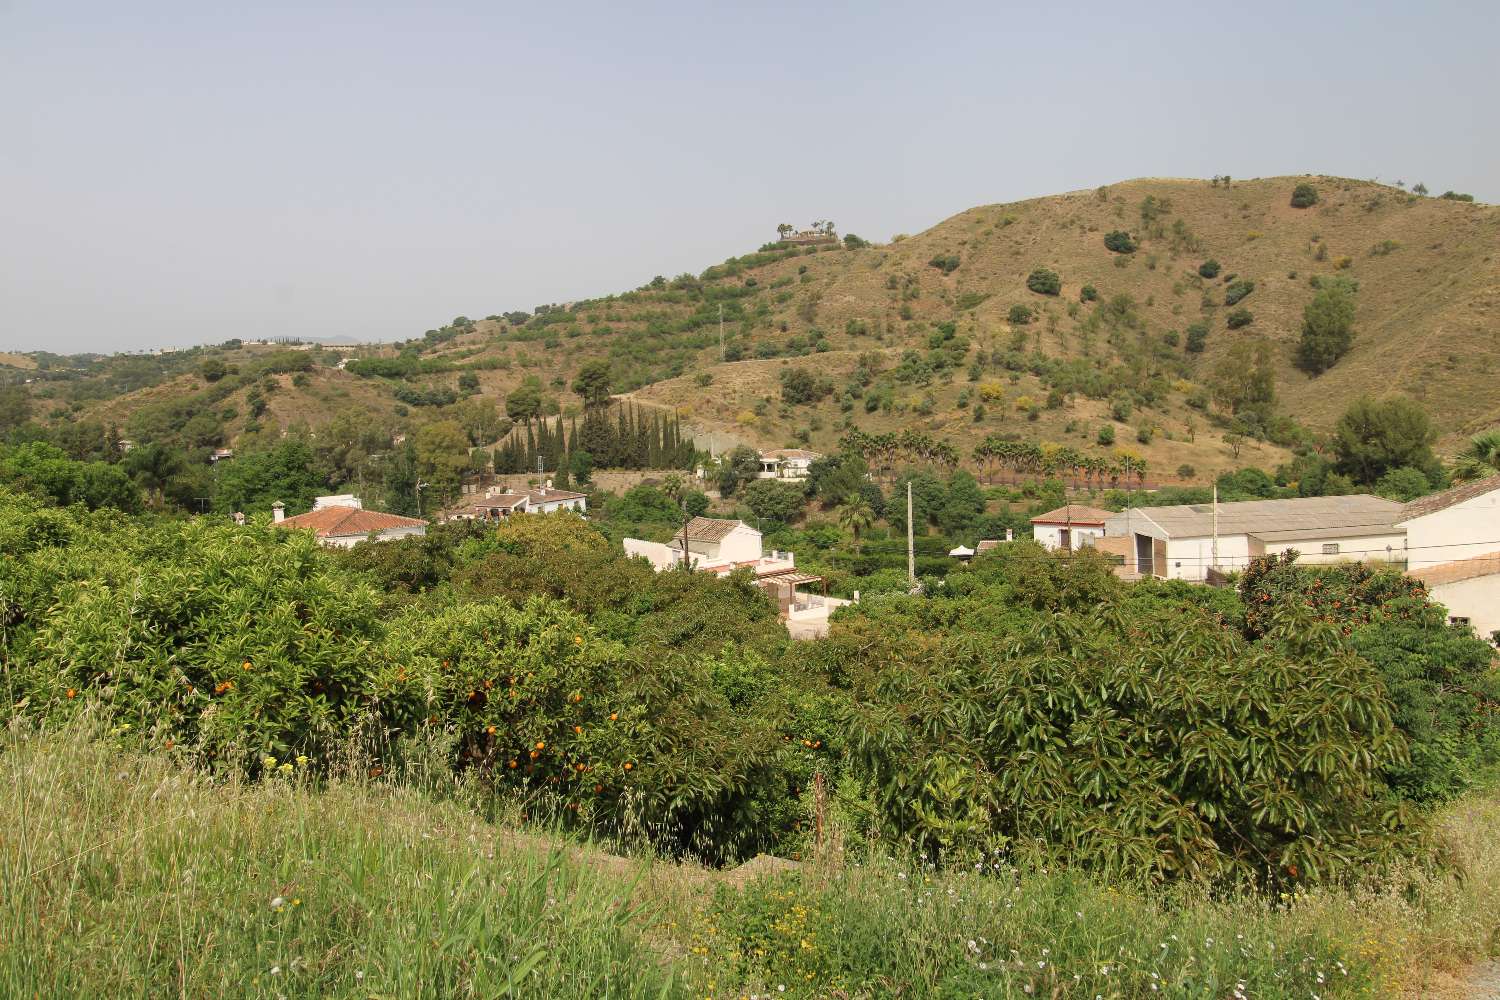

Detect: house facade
[438, 483, 587, 522]
[1029, 504, 1111, 553]
[272, 496, 427, 548]
[758, 449, 822, 481]
[1103, 495, 1407, 582]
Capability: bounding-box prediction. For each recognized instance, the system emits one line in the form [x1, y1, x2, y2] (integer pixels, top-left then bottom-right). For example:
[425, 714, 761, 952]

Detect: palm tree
[1452, 429, 1500, 482]
[836, 496, 875, 544]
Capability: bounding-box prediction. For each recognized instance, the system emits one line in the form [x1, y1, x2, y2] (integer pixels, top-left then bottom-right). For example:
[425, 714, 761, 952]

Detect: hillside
[12, 175, 1498, 478]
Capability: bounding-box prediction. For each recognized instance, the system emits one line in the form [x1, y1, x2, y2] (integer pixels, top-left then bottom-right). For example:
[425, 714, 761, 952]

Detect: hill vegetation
[4, 176, 1496, 505]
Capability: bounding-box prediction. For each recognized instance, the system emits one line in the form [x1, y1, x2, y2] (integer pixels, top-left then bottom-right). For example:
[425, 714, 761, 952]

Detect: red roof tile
[276, 506, 426, 538]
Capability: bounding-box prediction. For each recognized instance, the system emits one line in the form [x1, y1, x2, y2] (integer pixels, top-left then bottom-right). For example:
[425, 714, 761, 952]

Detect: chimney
[272, 501, 285, 523]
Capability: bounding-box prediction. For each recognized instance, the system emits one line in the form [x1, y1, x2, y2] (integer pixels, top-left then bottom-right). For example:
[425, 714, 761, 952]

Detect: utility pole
[415, 480, 428, 519]
[906, 480, 915, 589]
[1211, 483, 1220, 575]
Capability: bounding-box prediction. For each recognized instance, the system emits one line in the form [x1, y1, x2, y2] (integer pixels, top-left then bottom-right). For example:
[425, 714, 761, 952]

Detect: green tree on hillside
[571, 360, 614, 409]
[836, 496, 875, 542]
[1295, 281, 1357, 374]
[1290, 183, 1320, 208]
[505, 379, 544, 423]
[1332, 396, 1439, 486]
[742, 479, 805, 526]
[213, 440, 325, 515]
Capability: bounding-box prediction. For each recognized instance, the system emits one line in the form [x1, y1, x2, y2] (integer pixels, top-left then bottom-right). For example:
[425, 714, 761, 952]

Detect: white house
[1399, 476, 1500, 639]
[622, 516, 844, 631]
[758, 449, 822, 481]
[1396, 475, 1500, 571]
[1103, 494, 1408, 582]
[1029, 504, 1111, 553]
[438, 483, 587, 522]
[272, 495, 427, 548]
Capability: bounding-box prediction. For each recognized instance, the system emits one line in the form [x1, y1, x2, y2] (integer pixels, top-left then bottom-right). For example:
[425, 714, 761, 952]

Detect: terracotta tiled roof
[674, 516, 748, 543]
[1030, 504, 1114, 525]
[1397, 475, 1500, 523]
[1408, 551, 1500, 587]
[976, 540, 1002, 553]
[276, 506, 426, 537]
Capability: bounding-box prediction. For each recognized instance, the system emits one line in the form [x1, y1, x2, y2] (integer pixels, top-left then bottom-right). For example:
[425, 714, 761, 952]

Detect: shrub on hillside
[1223, 279, 1255, 306]
[1007, 304, 1033, 326]
[1295, 282, 1356, 374]
[1290, 183, 1320, 208]
[1079, 284, 1098, 302]
[1185, 321, 1209, 353]
[1103, 230, 1137, 254]
[1025, 267, 1061, 295]
[927, 254, 961, 275]
[1198, 259, 1221, 279]
[1226, 307, 1254, 329]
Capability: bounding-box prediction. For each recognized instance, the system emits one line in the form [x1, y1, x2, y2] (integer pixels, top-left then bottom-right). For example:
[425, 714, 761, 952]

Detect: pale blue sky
[3, 0, 1496, 352]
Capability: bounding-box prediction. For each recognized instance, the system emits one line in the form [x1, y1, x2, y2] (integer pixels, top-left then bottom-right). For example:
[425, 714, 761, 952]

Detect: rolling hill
[10, 174, 1498, 479]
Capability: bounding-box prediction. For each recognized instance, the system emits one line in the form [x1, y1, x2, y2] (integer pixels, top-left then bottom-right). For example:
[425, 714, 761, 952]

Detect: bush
[1025, 267, 1061, 295]
[1096, 425, 1115, 446]
[1007, 304, 1033, 326]
[1295, 282, 1357, 374]
[828, 548, 1415, 881]
[1226, 307, 1253, 329]
[1198, 259, 1221, 279]
[1176, 463, 1196, 479]
[741, 479, 806, 525]
[1184, 321, 1209, 353]
[780, 368, 834, 405]
[1079, 284, 1098, 302]
[1223, 279, 1255, 306]
[1103, 230, 1137, 254]
[927, 254, 960, 275]
[1290, 183, 1320, 208]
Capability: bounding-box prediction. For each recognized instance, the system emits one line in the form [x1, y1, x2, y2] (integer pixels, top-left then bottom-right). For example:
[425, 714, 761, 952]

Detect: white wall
[1033, 523, 1104, 552]
[1163, 535, 1258, 581]
[624, 538, 679, 571]
[716, 525, 763, 563]
[322, 525, 426, 549]
[1403, 489, 1500, 570]
[1261, 533, 1408, 567]
[1428, 575, 1500, 642]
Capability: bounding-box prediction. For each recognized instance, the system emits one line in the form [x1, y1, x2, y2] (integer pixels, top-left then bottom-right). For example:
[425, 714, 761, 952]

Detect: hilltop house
[758, 449, 822, 481]
[1029, 504, 1111, 553]
[438, 483, 587, 523]
[272, 495, 427, 548]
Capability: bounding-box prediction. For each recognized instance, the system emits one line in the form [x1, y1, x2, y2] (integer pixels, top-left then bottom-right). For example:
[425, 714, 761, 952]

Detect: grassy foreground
[2, 729, 1497, 999]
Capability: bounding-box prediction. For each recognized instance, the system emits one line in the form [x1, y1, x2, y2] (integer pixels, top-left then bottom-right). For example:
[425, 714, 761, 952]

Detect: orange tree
[810, 546, 1415, 886]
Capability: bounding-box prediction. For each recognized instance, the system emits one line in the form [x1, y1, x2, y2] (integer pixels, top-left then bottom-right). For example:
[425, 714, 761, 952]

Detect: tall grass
[0, 723, 680, 998]
[3, 723, 1497, 998]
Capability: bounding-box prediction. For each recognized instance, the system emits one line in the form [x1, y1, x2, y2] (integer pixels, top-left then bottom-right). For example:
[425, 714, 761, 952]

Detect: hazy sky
[3, 1, 1496, 354]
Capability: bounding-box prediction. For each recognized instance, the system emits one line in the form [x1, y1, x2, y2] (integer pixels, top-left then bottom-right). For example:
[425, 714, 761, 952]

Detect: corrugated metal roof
[1110, 494, 1403, 538]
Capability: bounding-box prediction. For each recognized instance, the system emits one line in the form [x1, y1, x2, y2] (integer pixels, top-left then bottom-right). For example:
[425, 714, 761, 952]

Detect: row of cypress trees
[490, 403, 695, 475]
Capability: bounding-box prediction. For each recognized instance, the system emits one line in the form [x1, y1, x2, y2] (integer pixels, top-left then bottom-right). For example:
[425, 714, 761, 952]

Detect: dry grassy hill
[25, 175, 1499, 477]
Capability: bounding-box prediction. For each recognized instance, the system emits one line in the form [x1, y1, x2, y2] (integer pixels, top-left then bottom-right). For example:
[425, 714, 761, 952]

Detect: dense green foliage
[1296, 281, 1357, 374]
[1198, 259, 1221, 278]
[1103, 230, 1138, 253]
[1331, 395, 1440, 485]
[3, 483, 1494, 886]
[1223, 279, 1255, 306]
[1290, 183, 1320, 208]
[1025, 267, 1061, 295]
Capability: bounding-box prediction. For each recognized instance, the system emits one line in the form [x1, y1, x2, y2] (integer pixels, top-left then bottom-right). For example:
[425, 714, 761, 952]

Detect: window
[1321, 543, 1340, 555]
[1450, 616, 1471, 627]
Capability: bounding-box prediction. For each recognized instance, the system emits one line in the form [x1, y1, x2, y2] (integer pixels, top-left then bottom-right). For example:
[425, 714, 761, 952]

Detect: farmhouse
[1029, 504, 1111, 553]
[758, 448, 822, 481]
[1399, 476, 1500, 638]
[272, 495, 426, 548]
[623, 516, 846, 630]
[1102, 494, 1407, 582]
[438, 483, 587, 522]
